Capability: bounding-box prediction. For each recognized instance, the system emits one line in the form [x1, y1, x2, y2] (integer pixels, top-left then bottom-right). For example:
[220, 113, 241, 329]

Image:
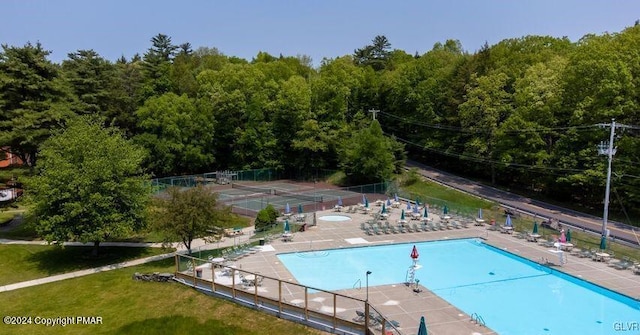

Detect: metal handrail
[471, 312, 486, 327]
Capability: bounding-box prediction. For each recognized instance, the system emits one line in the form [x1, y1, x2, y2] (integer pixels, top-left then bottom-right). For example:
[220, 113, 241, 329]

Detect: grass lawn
[404, 176, 640, 262]
[0, 258, 325, 335]
[0, 245, 174, 286]
[401, 178, 497, 217]
[507, 217, 640, 262]
[0, 211, 16, 225]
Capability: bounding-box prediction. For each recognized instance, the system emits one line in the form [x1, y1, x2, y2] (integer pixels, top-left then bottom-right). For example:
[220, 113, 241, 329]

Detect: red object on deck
[410, 245, 419, 259]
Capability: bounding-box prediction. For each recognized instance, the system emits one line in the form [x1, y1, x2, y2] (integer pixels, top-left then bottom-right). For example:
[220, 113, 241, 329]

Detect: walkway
[0, 227, 256, 293]
[208, 207, 640, 335]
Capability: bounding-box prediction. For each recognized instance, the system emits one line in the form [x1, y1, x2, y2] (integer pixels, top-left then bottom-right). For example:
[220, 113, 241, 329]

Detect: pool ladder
[470, 313, 486, 327]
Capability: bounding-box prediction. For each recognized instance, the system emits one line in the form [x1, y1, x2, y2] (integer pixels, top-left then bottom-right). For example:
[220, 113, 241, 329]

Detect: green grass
[508, 218, 640, 262]
[400, 178, 497, 217]
[0, 258, 325, 335]
[402, 174, 640, 261]
[0, 245, 174, 286]
[325, 170, 347, 186]
[0, 211, 15, 225]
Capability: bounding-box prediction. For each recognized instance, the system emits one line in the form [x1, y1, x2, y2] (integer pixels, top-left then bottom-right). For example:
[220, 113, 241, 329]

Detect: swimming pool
[277, 239, 639, 334]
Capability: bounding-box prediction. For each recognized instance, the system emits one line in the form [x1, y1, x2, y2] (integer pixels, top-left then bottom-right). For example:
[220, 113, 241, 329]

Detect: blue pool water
[277, 239, 640, 335]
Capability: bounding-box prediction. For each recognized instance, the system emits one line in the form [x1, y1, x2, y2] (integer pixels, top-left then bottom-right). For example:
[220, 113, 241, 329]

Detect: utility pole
[368, 109, 380, 120]
[596, 119, 633, 240]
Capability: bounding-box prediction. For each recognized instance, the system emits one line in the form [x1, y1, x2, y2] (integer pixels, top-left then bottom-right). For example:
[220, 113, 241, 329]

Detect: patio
[177, 206, 640, 335]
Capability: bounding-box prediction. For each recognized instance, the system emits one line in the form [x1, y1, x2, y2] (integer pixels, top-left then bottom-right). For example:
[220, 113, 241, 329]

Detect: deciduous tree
[30, 116, 150, 256]
[151, 185, 234, 255]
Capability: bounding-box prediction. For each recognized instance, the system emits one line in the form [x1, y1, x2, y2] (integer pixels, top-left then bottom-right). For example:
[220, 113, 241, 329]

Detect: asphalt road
[406, 160, 640, 247]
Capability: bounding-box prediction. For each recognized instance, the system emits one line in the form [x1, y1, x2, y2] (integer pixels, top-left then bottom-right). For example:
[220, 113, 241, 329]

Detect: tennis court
[217, 181, 388, 216]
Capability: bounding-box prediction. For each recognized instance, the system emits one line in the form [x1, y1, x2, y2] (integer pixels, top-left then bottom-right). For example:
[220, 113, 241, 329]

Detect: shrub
[401, 168, 420, 186]
[255, 205, 279, 231]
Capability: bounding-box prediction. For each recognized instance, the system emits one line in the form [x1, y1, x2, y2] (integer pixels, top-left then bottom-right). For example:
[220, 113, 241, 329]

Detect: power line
[387, 131, 589, 174]
[378, 111, 601, 134]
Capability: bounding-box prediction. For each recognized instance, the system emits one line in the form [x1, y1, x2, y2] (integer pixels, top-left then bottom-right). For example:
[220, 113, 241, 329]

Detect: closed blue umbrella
[407, 202, 412, 211]
[365, 197, 369, 208]
[532, 221, 538, 234]
[394, 193, 399, 202]
[362, 194, 366, 204]
[600, 235, 607, 250]
[423, 206, 429, 218]
[284, 220, 290, 233]
[413, 203, 420, 214]
[401, 209, 405, 221]
[386, 198, 391, 206]
[298, 204, 303, 214]
[381, 203, 387, 214]
[566, 229, 572, 242]
[505, 214, 512, 227]
[417, 316, 428, 335]
[337, 196, 343, 207]
[478, 208, 483, 219]
[285, 203, 291, 214]
[443, 205, 449, 215]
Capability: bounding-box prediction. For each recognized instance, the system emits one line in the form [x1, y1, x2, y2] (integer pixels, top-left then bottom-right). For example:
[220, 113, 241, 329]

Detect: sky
[3, 0, 639, 65]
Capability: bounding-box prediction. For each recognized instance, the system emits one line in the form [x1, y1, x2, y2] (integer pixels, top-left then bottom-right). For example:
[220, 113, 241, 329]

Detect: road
[406, 160, 640, 247]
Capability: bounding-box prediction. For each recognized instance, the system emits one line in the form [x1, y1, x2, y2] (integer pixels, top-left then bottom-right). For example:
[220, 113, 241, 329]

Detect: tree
[151, 185, 234, 254]
[0, 42, 73, 166]
[29, 116, 151, 256]
[458, 72, 513, 183]
[109, 55, 145, 135]
[254, 204, 279, 231]
[339, 120, 397, 184]
[354, 35, 392, 71]
[141, 33, 178, 97]
[134, 92, 215, 176]
[61, 49, 115, 116]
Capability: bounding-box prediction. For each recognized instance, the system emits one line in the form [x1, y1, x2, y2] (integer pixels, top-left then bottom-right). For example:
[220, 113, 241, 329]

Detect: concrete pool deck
[207, 207, 640, 335]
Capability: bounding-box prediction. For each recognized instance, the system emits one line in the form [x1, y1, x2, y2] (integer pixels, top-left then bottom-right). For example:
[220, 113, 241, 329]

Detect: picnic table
[593, 252, 610, 262]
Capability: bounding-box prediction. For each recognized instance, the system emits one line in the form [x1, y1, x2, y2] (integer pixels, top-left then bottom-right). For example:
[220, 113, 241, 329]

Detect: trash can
[259, 238, 265, 246]
[196, 268, 202, 278]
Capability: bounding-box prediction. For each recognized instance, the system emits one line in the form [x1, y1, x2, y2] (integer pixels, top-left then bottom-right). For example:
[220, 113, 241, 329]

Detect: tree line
[1, 26, 640, 220]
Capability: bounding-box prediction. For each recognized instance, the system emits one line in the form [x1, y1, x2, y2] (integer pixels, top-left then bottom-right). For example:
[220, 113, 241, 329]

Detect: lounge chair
[577, 249, 592, 258]
[610, 257, 633, 270]
[353, 310, 378, 326]
[374, 315, 400, 330]
[539, 239, 556, 248]
[353, 310, 366, 323]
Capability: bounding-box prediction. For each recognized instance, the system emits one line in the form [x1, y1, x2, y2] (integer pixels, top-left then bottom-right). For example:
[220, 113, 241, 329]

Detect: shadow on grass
[26, 246, 172, 276]
[115, 315, 244, 335]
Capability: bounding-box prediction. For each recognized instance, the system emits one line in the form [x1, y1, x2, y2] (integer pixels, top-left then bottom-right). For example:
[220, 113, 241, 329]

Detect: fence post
[304, 287, 309, 320]
[278, 281, 283, 315]
[364, 302, 370, 334]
